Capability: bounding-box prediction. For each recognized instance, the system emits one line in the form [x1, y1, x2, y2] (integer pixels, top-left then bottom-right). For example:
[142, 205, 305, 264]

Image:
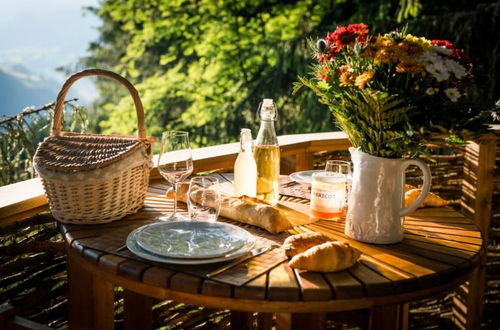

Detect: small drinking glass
[325, 160, 352, 176]
[188, 176, 221, 222]
[310, 160, 351, 219]
[157, 131, 193, 221]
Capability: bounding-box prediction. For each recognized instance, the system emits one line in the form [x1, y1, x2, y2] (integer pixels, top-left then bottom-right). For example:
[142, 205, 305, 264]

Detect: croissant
[282, 232, 331, 258]
[288, 241, 360, 272]
[405, 184, 416, 192]
[405, 189, 448, 208]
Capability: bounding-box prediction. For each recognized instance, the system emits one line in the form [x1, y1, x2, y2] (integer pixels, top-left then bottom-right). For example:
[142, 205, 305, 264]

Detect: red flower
[431, 39, 454, 49]
[325, 23, 369, 55]
[319, 65, 331, 82]
[432, 40, 472, 68]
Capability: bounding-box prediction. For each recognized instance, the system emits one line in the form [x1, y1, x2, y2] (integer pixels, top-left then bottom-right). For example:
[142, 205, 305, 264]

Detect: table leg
[276, 313, 326, 330]
[369, 303, 408, 330]
[230, 311, 254, 330]
[92, 275, 115, 330]
[67, 251, 94, 330]
[257, 313, 273, 330]
[68, 251, 116, 330]
[123, 289, 153, 330]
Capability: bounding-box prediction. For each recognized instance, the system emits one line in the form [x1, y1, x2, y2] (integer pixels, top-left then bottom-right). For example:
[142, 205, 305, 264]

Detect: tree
[83, 0, 499, 146]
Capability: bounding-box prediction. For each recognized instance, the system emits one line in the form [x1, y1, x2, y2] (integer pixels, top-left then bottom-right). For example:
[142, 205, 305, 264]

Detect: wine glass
[187, 176, 221, 222]
[157, 131, 193, 220]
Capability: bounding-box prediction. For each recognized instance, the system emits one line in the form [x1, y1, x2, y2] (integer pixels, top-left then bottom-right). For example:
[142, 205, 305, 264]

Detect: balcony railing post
[453, 132, 498, 329]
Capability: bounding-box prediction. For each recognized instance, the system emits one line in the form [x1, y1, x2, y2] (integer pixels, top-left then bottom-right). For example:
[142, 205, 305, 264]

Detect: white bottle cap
[260, 99, 277, 120]
[240, 128, 253, 150]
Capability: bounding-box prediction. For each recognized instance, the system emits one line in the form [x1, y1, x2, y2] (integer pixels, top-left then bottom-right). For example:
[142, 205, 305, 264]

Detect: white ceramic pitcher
[345, 147, 431, 244]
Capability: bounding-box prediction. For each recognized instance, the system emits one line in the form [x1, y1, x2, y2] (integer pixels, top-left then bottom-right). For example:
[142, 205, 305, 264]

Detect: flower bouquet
[294, 24, 495, 243]
[294, 23, 492, 158]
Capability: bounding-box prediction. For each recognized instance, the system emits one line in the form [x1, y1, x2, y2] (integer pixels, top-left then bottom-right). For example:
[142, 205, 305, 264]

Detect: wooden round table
[62, 179, 484, 330]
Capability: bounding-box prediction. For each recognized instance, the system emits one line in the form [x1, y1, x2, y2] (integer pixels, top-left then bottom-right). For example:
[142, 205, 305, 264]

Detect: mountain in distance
[0, 65, 59, 117]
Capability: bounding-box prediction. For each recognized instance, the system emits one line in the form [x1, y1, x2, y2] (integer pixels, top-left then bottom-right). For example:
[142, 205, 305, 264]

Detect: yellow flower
[354, 71, 375, 89]
[404, 35, 431, 51]
[371, 36, 398, 64]
[339, 71, 356, 86]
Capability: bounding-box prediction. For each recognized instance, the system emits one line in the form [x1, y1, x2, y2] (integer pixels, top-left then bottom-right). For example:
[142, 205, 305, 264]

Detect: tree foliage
[83, 0, 434, 146]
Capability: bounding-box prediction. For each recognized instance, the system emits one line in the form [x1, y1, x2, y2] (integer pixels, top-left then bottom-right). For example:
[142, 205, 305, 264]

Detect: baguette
[174, 183, 291, 234]
[288, 241, 360, 272]
[283, 232, 331, 258]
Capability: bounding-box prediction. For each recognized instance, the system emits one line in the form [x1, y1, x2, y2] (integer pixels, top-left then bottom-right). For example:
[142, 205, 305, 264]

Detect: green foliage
[82, 0, 427, 147]
[298, 75, 413, 157]
[0, 101, 87, 186]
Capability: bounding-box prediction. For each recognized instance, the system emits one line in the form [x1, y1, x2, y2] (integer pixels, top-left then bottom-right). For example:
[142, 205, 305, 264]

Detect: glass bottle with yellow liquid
[254, 99, 280, 205]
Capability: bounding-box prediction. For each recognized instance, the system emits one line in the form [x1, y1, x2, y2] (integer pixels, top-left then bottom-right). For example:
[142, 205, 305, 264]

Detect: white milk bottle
[234, 128, 257, 197]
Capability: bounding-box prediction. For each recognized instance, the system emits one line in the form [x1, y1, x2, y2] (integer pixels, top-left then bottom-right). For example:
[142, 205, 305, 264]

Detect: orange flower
[339, 71, 356, 86]
[339, 65, 350, 73]
[354, 71, 375, 89]
[395, 60, 424, 74]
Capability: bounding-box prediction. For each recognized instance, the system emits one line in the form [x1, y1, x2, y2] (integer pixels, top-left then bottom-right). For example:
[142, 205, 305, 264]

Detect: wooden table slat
[324, 271, 365, 299]
[142, 266, 175, 288]
[404, 224, 482, 239]
[267, 263, 301, 301]
[403, 233, 481, 253]
[405, 228, 482, 246]
[169, 272, 203, 294]
[233, 273, 268, 300]
[347, 262, 395, 297]
[118, 260, 152, 281]
[99, 254, 128, 275]
[293, 269, 333, 301]
[82, 248, 106, 265]
[201, 279, 233, 297]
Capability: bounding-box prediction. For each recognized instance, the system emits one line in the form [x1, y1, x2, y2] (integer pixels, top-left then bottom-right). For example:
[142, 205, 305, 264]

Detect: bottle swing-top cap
[259, 98, 278, 121]
[240, 128, 253, 152]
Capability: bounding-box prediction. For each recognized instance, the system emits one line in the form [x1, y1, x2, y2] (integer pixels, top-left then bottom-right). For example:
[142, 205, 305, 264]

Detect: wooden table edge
[68, 249, 480, 314]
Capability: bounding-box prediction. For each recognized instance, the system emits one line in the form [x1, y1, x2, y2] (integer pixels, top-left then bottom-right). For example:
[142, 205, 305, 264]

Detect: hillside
[0, 67, 57, 117]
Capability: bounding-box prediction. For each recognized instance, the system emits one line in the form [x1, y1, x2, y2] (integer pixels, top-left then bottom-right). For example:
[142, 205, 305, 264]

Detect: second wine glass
[157, 131, 193, 221]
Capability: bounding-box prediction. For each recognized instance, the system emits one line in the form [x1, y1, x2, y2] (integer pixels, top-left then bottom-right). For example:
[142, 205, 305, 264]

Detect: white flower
[444, 58, 467, 79]
[445, 88, 461, 102]
[426, 87, 439, 95]
[425, 63, 450, 82]
[431, 45, 452, 56]
[419, 51, 451, 82]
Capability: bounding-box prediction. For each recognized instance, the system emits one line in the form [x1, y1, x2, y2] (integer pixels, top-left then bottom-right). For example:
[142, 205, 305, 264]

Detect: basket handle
[52, 69, 147, 140]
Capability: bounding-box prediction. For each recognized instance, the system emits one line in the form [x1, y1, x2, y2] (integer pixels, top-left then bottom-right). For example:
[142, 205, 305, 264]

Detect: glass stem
[172, 183, 178, 217]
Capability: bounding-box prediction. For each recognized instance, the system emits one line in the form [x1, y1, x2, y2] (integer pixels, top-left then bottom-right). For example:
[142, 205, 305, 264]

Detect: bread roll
[173, 183, 291, 234]
[405, 189, 448, 208]
[283, 232, 331, 258]
[289, 241, 360, 272]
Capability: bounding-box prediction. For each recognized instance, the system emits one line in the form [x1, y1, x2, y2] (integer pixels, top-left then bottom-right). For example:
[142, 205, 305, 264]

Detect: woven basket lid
[34, 132, 145, 172]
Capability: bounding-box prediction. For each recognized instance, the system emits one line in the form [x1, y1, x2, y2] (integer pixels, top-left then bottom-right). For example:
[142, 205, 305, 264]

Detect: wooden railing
[0, 132, 350, 226]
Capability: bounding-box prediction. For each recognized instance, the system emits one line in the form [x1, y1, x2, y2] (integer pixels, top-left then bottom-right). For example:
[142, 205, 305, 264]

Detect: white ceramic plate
[126, 227, 255, 265]
[289, 170, 323, 184]
[135, 221, 254, 259]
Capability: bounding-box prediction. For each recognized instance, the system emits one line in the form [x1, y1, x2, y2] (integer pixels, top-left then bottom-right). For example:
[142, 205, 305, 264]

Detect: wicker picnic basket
[33, 69, 152, 224]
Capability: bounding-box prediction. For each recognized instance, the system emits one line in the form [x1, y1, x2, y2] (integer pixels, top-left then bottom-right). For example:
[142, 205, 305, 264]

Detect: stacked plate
[126, 221, 255, 265]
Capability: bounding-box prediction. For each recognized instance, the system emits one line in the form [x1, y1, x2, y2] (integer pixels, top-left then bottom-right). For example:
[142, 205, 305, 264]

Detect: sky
[0, 0, 101, 104]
